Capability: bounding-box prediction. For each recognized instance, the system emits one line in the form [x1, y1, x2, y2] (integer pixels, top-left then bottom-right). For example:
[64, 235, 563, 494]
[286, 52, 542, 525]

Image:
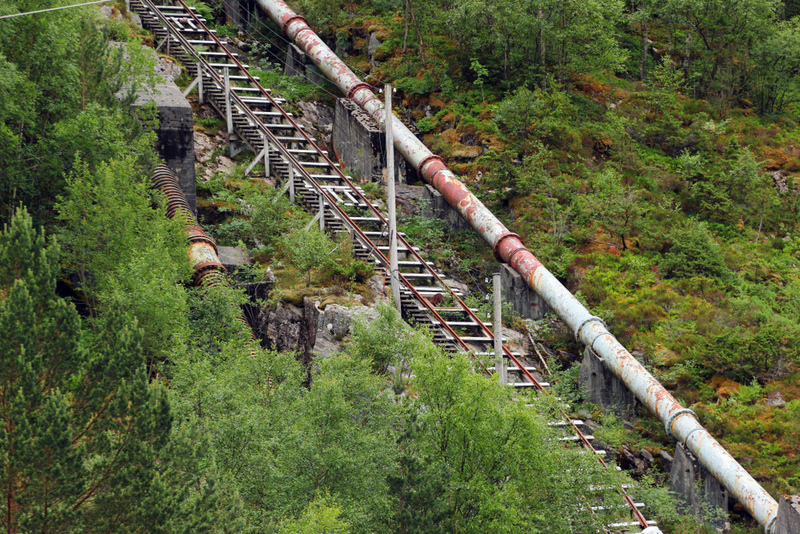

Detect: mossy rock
[318, 295, 361, 309]
[450, 145, 483, 159]
[281, 288, 328, 306]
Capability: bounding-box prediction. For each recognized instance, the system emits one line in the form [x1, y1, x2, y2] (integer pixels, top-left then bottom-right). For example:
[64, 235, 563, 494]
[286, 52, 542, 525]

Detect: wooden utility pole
[386, 85, 401, 313]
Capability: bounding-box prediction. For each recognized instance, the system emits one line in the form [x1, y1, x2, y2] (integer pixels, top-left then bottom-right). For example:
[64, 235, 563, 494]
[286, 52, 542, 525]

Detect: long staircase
[130, 0, 658, 530]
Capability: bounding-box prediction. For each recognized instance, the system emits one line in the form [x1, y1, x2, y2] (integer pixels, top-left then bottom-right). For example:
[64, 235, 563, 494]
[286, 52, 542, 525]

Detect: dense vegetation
[2, 0, 800, 532]
[272, 0, 800, 500]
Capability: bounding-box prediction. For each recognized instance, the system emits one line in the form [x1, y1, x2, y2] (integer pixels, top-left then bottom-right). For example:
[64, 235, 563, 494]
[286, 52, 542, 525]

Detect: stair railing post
[263, 133, 270, 177]
[197, 62, 203, 104]
[288, 163, 295, 203]
[319, 193, 325, 231]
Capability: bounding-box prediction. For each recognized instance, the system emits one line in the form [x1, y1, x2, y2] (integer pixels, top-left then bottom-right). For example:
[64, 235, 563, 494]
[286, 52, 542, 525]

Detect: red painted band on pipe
[281, 13, 306, 31]
[346, 82, 376, 100]
[506, 246, 529, 266]
[193, 260, 227, 273]
[417, 153, 445, 178]
[492, 232, 522, 262]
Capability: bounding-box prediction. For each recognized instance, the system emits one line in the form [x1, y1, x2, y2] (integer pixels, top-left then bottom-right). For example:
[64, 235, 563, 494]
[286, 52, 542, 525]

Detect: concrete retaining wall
[131, 67, 196, 213]
[500, 263, 549, 320]
[332, 98, 412, 183]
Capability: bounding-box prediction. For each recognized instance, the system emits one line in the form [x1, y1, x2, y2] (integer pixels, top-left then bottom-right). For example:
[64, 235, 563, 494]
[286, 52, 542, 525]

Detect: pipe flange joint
[346, 82, 376, 101]
[765, 511, 778, 534]
[574, 315, 606, 344]
[492, 232, 521, 262]
[506, 246, 528, 266]
[416, 154, 445, 178]
[681, 426, 705, 446]
[665, 408, 697, 441]
[282, 14, 308, 37]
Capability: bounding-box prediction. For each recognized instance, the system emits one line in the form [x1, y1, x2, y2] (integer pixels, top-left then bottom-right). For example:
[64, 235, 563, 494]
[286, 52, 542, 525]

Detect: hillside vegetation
[1, 0, 799, 532]
[270, 0, 800, 498]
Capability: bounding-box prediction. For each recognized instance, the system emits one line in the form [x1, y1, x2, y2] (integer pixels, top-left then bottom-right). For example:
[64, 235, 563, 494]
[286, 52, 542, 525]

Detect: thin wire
[202, 1, 341, 99]
[0, 0, 112, 19]
[210, 0, 372, 80]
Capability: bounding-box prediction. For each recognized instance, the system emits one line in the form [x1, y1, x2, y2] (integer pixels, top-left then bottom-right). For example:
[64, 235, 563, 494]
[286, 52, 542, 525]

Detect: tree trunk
[403, 0, 409, 53]
[640, 22, 648, 81]
[408, 1, 426, 67]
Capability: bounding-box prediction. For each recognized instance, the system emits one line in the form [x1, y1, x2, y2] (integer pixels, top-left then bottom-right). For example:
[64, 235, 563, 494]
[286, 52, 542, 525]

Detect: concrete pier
[332, 98, 412, 183]
[130, 58, 196, 213]
[578, 347, 635, 414]
[670, 443, 730, 532]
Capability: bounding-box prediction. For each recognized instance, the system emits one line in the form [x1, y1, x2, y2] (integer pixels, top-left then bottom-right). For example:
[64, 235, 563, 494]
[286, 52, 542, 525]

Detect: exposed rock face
[254, 298, 378, 367]
[313, 303, 380, 357]
[368, 33, 382, 67]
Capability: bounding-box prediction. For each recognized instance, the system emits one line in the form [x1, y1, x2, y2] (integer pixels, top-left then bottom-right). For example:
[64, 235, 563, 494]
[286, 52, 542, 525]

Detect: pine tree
[0, 206, 172, 533]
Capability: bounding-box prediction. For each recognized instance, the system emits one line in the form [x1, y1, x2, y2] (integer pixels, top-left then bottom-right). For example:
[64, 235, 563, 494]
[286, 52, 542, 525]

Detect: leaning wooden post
[386, 84, 400, 313]
[494, 272, 505, 384]
[224, 66, 234, 157]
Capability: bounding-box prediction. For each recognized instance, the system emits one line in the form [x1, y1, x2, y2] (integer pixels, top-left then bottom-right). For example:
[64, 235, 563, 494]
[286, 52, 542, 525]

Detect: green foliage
[281, 226, 335, 286]
[280, 494, 352, 534]
[659, 222, 732, 282]
[493, 87, 580, 152]
[347, 302, 437, 373]
[56, 154, 192, 368]
[0, 206, 174, 532]
[395, 71, 435, 95]
[578, 166, 646, 250]
[404, 350, 627, 533]
[0, 3, 159, 225]
[750, 17, 800, 113]
[250, 63, 329, 103]
[321, 234, 375, 286]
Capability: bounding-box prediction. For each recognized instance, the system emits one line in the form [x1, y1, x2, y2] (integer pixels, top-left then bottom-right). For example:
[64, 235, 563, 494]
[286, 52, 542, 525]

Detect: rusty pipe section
[255, 1, 779, 530]
[151, 165, 227, 287]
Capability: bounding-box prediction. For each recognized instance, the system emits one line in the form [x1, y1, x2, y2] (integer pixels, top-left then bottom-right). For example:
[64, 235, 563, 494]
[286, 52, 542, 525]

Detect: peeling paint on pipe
[255, 2, 779, 530]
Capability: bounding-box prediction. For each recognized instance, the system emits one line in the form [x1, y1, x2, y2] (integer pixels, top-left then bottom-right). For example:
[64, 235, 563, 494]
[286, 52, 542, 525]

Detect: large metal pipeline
[254, 1, 780, 530]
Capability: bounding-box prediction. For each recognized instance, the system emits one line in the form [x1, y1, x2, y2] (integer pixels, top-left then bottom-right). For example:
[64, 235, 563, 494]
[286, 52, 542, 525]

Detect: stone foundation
[578, 348, 635, 414]
[670, 443, 730, 532]
[332, 98, 413, 183]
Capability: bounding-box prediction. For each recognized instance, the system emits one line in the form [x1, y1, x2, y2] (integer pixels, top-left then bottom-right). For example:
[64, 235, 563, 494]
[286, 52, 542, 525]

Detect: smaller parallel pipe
[151, 165, 227, 287]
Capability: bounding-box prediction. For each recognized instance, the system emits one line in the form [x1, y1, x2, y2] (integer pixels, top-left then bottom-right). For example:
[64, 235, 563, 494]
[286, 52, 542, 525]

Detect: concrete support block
[332, 98, 412, 183]
[217, 246, 250, 273]
[670, 443, 730, 532]
[285, 44, 329, 90]
[578, 348, 635, 414]
[499, 263, 549, 320]
[222, 0, 255, 30]
[422, 185, 471, 231]
[776, 495, 800, 534]
[132, 81, 196, 214]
